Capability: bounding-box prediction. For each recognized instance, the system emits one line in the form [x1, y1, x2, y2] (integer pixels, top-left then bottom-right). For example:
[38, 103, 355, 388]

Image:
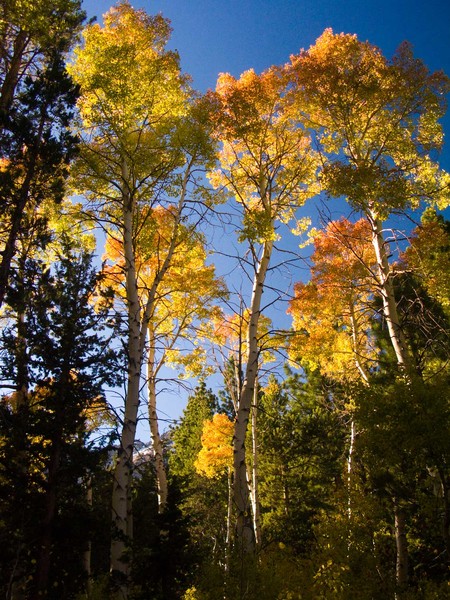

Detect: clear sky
[81, 0, 450, 185]
[82, 0, 450, 89]
[79, 0, 450, 433]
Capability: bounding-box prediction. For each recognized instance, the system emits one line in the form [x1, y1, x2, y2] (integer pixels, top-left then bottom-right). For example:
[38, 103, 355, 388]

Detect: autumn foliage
[1, 5, 450, 600]
[194, 413, 234, 478]
[289, 218, 377, 381]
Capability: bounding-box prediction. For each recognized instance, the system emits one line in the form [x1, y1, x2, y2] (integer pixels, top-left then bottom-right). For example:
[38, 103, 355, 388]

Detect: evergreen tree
[168, 384, 230, 589]
[0, 241, 118, 599]
[0, 0, 85, 308]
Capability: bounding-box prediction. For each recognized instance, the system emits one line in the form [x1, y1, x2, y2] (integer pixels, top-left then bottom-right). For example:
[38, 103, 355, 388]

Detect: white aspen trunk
[347, 418, 355, 525]
[367, 210, 413, 376]
[233, 239, 273, 553]
[110, 174, 142, 598]
[367, 212, 414, 595]
[436, 467, 450, 565]
[394, 502, 409, 590]
[109, 156, 193, 596]
[147, 325, 168, 513]
[225, 467, 233, 574]
[250, 381, 261, 549]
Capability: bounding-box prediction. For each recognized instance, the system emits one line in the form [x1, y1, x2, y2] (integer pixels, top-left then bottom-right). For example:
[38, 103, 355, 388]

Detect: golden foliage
[208, 65, 319, 242]
[194, 413, 234, 478]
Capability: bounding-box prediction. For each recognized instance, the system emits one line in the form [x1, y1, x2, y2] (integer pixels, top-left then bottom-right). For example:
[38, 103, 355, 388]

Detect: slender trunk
[367, 210, 413, 376]
[8, 280, 29, 598]
[7, 546, 26, 600]
[225, 467, 233, 574]
[250, 382, 261, 549]
[281, 465, 290, 516]
[110, 157, 191, 597]
[349, 303, 370, 385]
[367, 211, 414, 594]
[394, 501, 409, 590]
[233, 239, 273, 552]
[110, 180, 141, 598]
[347, 418, 355, 524]
[147, 325, 168, 513]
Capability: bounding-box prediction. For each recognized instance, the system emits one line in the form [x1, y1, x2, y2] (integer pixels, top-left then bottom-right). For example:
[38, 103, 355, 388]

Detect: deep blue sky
[83, 0, 450, 93]
[79, 0, 450, 431]
[82, 0, 450, 175]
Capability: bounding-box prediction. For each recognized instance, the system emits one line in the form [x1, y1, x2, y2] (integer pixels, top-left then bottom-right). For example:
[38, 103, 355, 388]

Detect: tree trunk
[109, 161, 189, 597]
[347, 418, 355, 524]
[349, 303, 370, 385]
[225, 467, 233, 574]
[0, 29, 30, 117]
[367, 210, 413, 376]
[437, 466, 450, 561]
[0, 162, 34, 309]
[233, 239, 272, 553]
[0, 103, 46, 309]
[394, 501, 409, 591]
[250, 382, 261, 549]
[147, 325, 168, 513]
[110, 183, 142, 599]
[347, 307, 367, 542]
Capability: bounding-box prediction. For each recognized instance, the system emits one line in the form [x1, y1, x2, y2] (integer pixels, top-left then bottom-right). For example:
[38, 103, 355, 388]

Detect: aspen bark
[0, 30, 30, 116]
[225, 467, 233, 574]
[367, 212, 414, 592]
[349, 304, 370, 385]
[110, 181, 142, 597]
[233, 239, 272, 552]
[437, 467, 450, 561]
[367, 210, 413, 376]
[147, 325, 168, 513]
[110, 165, 187, 597]
[347, 304, 369, 545]
[394, 502, 409, 590]
[250, 382, 261, 549]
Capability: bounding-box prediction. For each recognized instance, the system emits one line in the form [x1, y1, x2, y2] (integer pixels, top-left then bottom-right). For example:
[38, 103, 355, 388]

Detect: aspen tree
[209, 66, 318, 551]
[68, 3, 214, 595]
[289, 29, 450, 379]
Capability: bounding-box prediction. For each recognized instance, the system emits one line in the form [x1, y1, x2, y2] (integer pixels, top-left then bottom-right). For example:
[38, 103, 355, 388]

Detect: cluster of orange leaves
[288, 218, 377, 380]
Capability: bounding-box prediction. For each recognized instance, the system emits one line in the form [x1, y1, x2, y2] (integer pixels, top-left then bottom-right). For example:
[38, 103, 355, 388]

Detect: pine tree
[0, 241, 118, 599]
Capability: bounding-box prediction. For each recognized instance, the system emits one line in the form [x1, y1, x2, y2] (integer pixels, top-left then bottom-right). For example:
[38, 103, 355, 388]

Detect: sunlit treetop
[69, 1, 187, 137]
[288, 29, 450, 217]
[208, 66, 319, 243]
[309, 218, 376, 298]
